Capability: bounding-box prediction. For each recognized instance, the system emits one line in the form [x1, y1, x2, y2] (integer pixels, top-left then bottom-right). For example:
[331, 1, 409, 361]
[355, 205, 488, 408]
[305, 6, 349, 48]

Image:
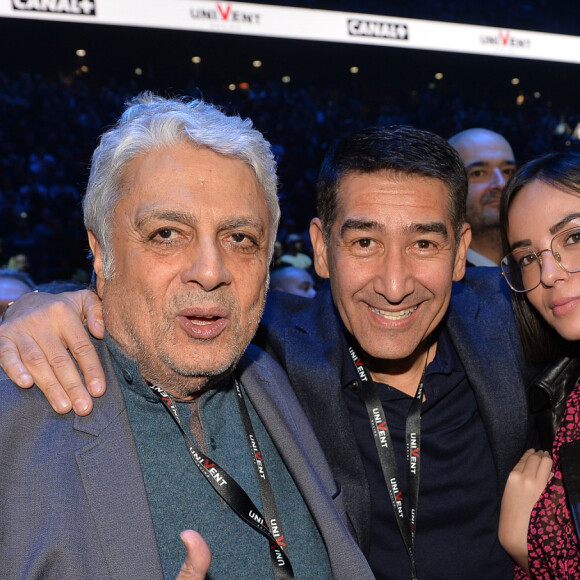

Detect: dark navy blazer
[255, 267, 535, 557]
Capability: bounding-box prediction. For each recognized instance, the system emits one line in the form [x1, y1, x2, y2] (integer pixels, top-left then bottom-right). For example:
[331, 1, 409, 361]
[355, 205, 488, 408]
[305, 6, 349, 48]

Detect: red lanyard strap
[348, 343, 430, 580]
[149, 382, 294, 579]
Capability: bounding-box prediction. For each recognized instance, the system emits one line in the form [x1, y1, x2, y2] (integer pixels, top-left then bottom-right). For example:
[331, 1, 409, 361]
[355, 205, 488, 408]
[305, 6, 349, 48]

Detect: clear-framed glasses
[501, 225, 580, 293]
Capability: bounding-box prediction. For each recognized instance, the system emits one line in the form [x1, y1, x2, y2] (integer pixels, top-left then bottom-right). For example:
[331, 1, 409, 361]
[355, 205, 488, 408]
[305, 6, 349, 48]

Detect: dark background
[1, 2, 579, 282]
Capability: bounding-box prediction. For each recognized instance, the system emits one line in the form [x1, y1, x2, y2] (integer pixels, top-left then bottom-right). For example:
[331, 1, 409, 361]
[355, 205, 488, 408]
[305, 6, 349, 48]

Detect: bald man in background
[270, 266, 316, 299]
[449, 129, 516, 266]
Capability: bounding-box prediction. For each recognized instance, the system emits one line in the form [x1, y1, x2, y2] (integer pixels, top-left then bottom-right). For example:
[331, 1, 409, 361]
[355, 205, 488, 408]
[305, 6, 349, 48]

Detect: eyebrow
[135, 209, 196, 229]
[465, 160, 516, 170]
[135, 210, 266, 236]
[340, 218, 382, 236]
[511, 212, 580, 249]
[550, 213, 580, 235]
[340, 218, 449, 240]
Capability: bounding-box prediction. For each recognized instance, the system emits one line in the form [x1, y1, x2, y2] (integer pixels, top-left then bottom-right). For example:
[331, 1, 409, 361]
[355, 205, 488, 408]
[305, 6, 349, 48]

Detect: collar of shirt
[104, 331, 232, 403]
[341, 325, 458, 399]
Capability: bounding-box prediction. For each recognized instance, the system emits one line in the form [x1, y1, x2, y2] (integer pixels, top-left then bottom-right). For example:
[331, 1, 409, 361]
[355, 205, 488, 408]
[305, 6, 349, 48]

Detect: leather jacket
[528, 357, 580, 451]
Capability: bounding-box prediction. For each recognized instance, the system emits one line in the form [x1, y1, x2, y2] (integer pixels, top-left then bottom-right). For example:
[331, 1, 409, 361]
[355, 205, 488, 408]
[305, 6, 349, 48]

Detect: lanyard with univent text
[149, 380, 294, 579]
[348, 341, 430, 580]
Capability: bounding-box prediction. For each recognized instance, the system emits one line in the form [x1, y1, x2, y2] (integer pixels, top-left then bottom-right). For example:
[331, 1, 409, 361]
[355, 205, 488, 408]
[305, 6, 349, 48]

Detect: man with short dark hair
[257, 127, 531, 579]
[1, 126, 533, 579]
[449, 128, 517, 266]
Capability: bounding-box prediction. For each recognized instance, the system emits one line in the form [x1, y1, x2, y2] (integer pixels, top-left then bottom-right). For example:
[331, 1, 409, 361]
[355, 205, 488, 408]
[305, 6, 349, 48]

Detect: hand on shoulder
[0, 289, 105, 415]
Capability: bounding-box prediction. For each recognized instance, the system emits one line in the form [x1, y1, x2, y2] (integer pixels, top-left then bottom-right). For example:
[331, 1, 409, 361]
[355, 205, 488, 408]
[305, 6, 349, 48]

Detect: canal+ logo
[12, 0, 96, 16]
[348, 18, 408, 40]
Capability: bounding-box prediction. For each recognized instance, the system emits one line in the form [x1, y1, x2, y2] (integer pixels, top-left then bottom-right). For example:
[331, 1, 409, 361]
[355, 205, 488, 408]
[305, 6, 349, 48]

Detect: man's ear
[88, 231, 105, 298]
[309, 218, 330, 279]
[452, 223, 472, 282]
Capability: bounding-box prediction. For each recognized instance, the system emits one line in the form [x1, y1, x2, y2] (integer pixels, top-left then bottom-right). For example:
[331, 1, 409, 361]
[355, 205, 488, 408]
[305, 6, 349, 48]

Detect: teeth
[369, 305, 417, 320]
[189, 317, 215, 326]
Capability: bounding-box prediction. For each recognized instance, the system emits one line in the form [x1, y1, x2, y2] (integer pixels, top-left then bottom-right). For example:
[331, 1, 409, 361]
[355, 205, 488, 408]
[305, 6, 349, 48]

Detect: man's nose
[490, 168, 507, 189]
[372, 251, 414, 303]
[181, 238, 232, 290]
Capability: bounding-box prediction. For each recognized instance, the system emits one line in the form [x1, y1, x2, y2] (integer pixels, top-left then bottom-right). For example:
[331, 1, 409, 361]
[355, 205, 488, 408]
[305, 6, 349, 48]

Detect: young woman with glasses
[498, 150, 580, 578]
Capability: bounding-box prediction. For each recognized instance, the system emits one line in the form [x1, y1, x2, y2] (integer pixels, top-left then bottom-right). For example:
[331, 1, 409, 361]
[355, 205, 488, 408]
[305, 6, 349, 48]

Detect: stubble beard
[102, 284, 266, 399]
[467, 205, 501, 239]
[469, 219, 501, 245]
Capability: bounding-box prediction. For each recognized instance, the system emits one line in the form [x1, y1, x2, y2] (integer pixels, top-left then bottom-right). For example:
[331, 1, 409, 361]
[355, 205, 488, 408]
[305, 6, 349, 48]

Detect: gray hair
[83, 92, 280, 278]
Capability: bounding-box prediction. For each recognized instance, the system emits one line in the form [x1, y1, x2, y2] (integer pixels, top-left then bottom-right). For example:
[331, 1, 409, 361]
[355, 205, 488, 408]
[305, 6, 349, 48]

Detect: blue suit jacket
[0, 341, 373, 580]
[255, 267, 534, 556]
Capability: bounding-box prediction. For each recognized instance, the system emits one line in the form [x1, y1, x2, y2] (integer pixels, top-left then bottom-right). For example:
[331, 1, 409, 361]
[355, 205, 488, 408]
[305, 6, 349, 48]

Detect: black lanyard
[149, 380, 294, 579]
[348, 341, 430, 580]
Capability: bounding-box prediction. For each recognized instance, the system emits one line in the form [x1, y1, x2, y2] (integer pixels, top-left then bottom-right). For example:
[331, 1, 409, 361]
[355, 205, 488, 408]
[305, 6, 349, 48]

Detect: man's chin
[148, 366, 235, 400]
[161, 352, 243, 390]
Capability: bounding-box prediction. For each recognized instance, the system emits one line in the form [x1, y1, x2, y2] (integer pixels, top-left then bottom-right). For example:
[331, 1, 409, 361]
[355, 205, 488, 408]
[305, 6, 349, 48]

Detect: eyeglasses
[501, 225, 580, 293]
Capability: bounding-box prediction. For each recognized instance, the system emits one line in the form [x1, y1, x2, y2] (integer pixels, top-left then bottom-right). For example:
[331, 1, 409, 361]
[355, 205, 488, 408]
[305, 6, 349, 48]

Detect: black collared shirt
[342, 329, 512, 579]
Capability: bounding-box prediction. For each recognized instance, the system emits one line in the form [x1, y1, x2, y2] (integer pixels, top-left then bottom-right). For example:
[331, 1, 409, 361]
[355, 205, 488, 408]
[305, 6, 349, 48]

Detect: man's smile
[368, 304, 418, 320]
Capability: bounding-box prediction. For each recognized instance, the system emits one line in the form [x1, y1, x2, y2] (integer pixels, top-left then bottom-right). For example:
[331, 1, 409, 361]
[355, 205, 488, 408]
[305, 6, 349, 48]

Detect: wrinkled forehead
[335, 170, 453, 222]
[118, 145, 267, 210]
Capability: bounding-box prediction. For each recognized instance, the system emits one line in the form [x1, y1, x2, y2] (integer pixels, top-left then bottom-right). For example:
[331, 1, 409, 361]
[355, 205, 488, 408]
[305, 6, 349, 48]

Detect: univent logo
[348, 19, 408, 40]
[480, 29, 530, 49]
[12, 0, 95, 15]
[190, 3, 261, 25]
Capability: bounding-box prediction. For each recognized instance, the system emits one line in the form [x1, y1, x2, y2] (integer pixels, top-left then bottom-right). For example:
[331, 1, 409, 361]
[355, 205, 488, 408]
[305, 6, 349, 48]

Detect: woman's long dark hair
[500, 150, 580, 363]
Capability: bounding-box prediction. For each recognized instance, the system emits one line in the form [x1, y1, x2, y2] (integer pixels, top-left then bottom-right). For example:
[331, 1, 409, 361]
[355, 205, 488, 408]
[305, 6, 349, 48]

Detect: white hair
[83, 92, 280, 278]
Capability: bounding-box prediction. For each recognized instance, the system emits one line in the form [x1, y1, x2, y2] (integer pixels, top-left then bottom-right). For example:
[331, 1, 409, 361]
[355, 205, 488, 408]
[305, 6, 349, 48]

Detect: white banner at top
[1, 0, 579, 64]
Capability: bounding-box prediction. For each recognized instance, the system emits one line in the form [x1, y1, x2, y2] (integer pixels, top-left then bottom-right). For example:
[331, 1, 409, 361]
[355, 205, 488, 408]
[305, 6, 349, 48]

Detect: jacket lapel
[73, 339, 163, 579]
[237, 345, 374, 580]
[446, 279, 528, 490]
[278, 287, 372, 553]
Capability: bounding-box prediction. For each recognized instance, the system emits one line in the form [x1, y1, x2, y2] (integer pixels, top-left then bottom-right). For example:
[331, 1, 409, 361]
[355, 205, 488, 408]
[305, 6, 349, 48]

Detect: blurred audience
[4, 253, 30, 273]
[280, 233, 313, 270]
[1, 11, 579, 285]
[0, 269, 34, 321]
[270, 266, 317, 298]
